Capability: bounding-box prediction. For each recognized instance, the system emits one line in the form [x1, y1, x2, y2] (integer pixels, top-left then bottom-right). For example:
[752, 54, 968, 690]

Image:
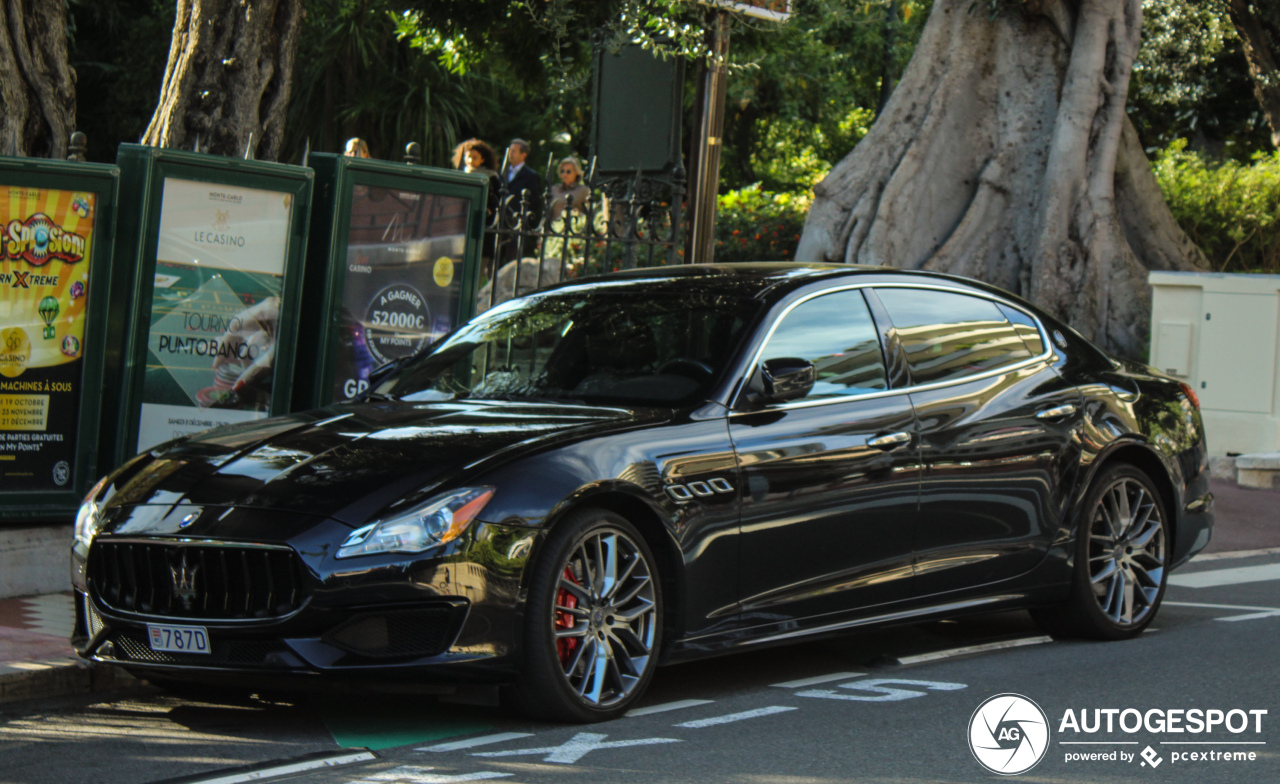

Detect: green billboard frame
[0, 156, 120, 521]
[107, 144, 314, 468]
[293, 154, 487, 410]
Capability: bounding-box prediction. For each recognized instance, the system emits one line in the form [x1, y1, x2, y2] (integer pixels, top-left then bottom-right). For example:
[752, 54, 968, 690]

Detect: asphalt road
[2, 549, 1277, 784]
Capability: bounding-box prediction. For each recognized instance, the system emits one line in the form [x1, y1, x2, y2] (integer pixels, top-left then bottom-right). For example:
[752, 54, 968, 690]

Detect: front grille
[111, 632, 293, 667]
[89, 541, 305, 620]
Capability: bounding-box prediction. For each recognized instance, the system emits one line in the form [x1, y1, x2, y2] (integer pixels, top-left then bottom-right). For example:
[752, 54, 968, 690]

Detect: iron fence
[476, 162, 689, 311]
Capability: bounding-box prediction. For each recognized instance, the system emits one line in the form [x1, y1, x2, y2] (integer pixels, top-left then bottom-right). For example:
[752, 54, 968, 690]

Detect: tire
[508, 508, 663, 722]
[1032, 463, 1170, 640]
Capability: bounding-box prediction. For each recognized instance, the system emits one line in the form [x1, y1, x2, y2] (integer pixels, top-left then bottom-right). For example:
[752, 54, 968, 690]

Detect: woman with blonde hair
[548, 155, 590, 222]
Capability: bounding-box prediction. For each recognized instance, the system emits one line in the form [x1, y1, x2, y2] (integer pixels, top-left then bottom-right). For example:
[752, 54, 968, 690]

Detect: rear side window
[874, 288, 1036, 386]
[759, 289, 887, 399]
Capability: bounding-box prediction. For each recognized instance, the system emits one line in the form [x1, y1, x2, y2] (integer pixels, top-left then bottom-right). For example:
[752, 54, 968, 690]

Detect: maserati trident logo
[968, 693, 1050, 775]
[169, 552, 200, 610]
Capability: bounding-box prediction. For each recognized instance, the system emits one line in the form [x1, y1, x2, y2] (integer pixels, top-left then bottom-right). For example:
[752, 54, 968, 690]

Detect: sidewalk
[2, 478, 1276, 705]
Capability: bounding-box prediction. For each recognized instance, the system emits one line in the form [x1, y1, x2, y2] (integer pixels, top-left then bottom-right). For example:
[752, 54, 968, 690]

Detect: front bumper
[71, 518, 543, 687]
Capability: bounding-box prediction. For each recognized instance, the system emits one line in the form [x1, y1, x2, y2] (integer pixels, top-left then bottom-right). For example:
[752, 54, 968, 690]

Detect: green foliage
[1153, 139, 1280, 273]
[713, 184, 810, 262]
[1130, 0, 1270, 156]
[719, 0, 930, 191]
[68, 0, 175, 163]
[283, 0, 488, 165]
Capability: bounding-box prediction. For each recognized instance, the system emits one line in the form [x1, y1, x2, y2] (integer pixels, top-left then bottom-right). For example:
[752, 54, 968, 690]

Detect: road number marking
[797, 678, 968, 702]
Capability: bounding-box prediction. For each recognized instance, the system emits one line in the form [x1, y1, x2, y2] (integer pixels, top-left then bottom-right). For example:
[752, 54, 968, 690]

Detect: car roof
[542, 262, 1010, 303]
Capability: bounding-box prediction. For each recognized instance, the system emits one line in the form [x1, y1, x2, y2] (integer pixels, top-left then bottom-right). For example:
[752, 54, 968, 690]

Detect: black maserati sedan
[71, 263, 1213, 722]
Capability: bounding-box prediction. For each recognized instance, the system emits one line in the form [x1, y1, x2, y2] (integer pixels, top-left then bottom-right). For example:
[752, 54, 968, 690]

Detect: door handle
[1035, 403, 1077, 421]
[868, 431, 912, 449]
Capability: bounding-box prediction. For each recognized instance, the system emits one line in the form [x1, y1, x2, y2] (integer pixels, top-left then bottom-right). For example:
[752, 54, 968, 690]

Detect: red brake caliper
[555, 567, 581, 666]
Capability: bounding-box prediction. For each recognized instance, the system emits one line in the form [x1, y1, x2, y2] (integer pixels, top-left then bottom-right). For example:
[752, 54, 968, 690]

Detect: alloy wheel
[552, 527, 657, 708]
[1087, 477, 1166, 626]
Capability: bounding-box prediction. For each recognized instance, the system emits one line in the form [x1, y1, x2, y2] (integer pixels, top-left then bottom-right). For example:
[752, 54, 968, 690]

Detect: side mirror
[760, 357, 815, 403]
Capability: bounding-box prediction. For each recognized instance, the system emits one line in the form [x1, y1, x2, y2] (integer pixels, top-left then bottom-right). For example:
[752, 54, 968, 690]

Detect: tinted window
[997, 303, 1046, 355]
[875, 288, 1034, 385]
[760, 289, 887, 399]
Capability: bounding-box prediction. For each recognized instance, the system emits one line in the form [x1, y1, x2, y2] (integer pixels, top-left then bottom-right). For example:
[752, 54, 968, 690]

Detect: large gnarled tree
[142, 0, 303, 160]
[797, 0, 1210, 359]
[0, 0, 75, 157]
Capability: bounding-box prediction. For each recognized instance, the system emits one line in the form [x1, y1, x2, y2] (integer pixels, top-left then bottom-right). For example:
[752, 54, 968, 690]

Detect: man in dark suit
[498, 139, 544, 262]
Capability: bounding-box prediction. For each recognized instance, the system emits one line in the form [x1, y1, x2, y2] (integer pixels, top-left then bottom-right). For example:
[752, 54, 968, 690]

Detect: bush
[713, 185, 810, 263]
[1153, 140, 1280, 274]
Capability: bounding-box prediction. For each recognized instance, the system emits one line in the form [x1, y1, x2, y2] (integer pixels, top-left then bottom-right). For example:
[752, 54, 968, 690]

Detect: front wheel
[1032, 464, 1170, 640]
[509, 508, 663, 722]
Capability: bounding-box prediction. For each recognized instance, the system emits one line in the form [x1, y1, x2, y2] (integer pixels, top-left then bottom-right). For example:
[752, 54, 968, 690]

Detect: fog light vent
[84, 595, 105, 638]
[323, 604, 467, 659]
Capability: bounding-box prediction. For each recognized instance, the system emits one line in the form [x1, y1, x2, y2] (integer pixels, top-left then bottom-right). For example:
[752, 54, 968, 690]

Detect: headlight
[73, 474, 111, 547]
[336, 486, 496, 559]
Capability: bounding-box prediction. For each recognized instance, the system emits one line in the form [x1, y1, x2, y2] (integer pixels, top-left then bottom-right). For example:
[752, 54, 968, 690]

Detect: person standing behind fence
[503, 138, 543, 227]
[452, 138, 501, 259]
[548, 156, 590, 223]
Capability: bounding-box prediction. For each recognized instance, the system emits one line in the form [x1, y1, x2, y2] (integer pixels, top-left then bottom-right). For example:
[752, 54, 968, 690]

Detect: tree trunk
[796, 0, 1208, 359]
[0, 0, 75, 158]
[141, 0, 303, 161]
[1223, 0, 1280, 149]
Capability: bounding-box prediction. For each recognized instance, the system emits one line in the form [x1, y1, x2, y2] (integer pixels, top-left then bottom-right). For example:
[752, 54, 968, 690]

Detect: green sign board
[0, 156, 119, 521]
[108, 145, 313, 466]
[294, 155, 487, 409]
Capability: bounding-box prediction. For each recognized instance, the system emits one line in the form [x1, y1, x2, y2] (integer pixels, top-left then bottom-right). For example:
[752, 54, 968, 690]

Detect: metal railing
[477, 162, 688, 310]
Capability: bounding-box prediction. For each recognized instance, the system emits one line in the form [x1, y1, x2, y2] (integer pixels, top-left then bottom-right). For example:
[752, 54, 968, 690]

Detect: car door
[869, 286, 1084, 596]
[729, 287, 920, 627]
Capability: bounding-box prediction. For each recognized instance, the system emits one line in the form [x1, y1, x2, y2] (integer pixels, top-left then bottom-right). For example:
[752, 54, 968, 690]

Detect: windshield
[372, 282, 760, 406]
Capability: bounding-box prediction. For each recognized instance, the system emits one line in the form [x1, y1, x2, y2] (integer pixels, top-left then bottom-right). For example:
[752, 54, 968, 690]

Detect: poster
[334, 185, 469, 400]
[0, 186, 95, 491]
[137, 178, 293, 451]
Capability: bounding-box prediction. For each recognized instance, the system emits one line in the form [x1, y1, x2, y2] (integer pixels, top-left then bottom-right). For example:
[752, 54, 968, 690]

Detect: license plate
[147, 624, 210, 654]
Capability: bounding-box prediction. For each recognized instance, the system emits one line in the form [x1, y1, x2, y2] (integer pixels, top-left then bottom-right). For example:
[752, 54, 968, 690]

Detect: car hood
[104, 399, 665, 527]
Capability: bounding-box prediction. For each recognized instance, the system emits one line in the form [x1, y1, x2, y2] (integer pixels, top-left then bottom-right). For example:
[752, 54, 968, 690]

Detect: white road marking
[472, 732, 680, 764]
[1169, 563, 1280, 588]
[770, 672, 865, 689]
[348, 767, 511, 783]
[419, 733, 534, 752]
[1163, 600, 1280, 622]
[625, 699, 714, 717]
[1163, 601, 1280, 612]
[675, 706, 797, 728]
[1189, 547, 1280, 562]
[893, 636, 1051, 665]
[185, 752, 377, 784]
[797, 678, 968, 702]
[1059, 742, 1139, 745]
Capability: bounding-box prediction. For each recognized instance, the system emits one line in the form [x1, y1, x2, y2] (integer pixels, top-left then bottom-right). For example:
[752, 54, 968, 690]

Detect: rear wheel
[1032, 464, 1170, 640]
[509, 508, 662, 722]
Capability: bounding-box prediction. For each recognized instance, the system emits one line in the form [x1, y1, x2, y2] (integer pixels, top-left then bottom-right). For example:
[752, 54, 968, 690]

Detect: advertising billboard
[0, 186, 98, 493]
[136, 178, 295, 451]
[333, 184, 471, 401]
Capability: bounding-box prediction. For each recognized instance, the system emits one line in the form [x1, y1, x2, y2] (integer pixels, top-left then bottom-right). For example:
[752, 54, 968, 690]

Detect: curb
[0, 658, 140, 705]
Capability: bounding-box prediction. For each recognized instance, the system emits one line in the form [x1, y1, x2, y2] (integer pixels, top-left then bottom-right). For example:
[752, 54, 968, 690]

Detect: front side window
[875, 288, 1036, 386]
[758, 289, 888, 400]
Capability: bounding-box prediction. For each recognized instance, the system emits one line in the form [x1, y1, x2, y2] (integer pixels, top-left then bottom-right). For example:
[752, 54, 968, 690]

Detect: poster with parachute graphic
[0, 186, 95, 492]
